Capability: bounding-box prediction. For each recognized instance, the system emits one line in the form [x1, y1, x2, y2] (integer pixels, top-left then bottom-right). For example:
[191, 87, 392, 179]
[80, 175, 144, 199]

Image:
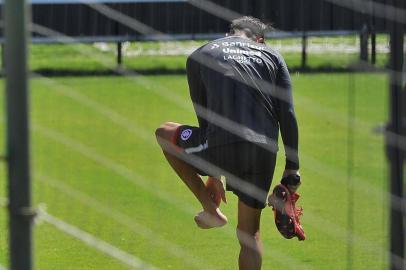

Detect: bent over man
[156, 16, 303, 270]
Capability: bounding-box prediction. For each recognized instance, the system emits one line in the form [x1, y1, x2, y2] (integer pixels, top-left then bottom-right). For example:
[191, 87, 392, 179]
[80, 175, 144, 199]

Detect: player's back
[188, 36, 286, 147]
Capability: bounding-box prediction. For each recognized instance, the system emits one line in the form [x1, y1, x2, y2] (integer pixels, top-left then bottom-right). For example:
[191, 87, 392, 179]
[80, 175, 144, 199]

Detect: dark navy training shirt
[186, 35, 299, 170]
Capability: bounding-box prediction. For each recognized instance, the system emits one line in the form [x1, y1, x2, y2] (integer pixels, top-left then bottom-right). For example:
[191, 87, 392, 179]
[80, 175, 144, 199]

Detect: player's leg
[237, 199, 263, 270]
[227, 142, 276, 269]
[155, 122, 227, 228]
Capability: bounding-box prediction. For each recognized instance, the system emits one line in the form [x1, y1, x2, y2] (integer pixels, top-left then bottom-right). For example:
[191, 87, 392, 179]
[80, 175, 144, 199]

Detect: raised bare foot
[194, 208, 228, 229]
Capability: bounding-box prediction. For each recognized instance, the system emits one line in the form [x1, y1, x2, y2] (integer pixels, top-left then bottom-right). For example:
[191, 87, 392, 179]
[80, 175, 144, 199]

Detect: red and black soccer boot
[268, 175, 305, 241]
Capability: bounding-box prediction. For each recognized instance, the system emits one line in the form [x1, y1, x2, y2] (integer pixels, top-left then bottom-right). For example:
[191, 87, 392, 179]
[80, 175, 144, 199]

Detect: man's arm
[276, 57, 300, 171]
[186, 52, 208, 130]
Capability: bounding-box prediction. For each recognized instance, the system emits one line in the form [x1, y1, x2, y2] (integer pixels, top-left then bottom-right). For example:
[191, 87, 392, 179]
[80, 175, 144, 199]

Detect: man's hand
[281, 170, 301, 193]
[205, 176, 227, 207]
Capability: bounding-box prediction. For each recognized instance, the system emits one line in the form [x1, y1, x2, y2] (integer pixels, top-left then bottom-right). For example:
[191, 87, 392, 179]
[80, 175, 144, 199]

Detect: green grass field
[0, 67, 390, 269]
[0, 34, 393, 270]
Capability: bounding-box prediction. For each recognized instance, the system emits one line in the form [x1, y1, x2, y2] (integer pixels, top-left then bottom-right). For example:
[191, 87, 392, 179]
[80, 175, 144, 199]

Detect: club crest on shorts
[181, 129, 193, 141]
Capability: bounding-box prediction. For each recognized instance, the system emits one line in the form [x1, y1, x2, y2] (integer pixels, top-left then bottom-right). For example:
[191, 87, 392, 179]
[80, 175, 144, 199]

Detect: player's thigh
[223, 142, 276, 209]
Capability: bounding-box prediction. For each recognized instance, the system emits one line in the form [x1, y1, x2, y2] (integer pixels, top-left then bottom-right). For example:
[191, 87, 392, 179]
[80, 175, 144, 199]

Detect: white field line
[37, 208, 160, 270]
[0, 198, 162, 269]
[36, 174, 217, 270]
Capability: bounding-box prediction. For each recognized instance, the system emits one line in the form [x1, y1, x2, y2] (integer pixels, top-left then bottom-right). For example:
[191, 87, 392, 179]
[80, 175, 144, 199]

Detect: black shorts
[174, 125, 276, 209]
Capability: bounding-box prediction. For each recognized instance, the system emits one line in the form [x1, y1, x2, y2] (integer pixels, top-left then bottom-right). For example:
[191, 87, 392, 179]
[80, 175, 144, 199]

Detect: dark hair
[229, 16, 273, 39]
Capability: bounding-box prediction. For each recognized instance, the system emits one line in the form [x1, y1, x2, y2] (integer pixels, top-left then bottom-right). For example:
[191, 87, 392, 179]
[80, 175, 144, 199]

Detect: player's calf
[236, 229, 262, 270]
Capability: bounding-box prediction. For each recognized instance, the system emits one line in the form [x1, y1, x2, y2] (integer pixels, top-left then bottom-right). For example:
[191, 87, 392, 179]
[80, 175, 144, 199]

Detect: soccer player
[156, 16, 302, 270]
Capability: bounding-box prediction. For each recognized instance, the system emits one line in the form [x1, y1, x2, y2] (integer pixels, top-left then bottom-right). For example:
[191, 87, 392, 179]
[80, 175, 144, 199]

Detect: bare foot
[194, 208, 228, 229]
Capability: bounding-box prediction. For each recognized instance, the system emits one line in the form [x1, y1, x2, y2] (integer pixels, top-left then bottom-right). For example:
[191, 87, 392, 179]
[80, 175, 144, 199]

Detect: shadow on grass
[30, 67, 188, 77]
[25, 62, 387, 77]
[290, 62, 387, 74]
